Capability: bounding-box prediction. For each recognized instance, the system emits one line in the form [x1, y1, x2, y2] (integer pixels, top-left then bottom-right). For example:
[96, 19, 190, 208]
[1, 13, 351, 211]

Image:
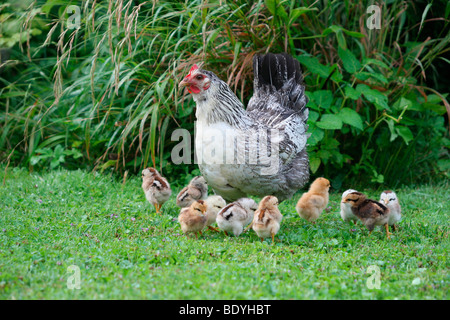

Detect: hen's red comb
[187, 64, 199, 77]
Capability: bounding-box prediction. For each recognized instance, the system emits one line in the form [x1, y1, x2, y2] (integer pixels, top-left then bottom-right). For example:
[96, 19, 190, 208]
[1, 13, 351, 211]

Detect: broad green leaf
[396, 126, 414, 145]
[356, 84, 390, 110]
[356, 71, 388, 84]
[317, 149, 332, 163]
[312, 90, 333, 110]
[338, 47, 361, 73]
[307, 127, 324, 146]
[362, 58, 390, 69]
[323, 25, 347, 49]
[386, 119, 398, 142]
[422, 103, 446, 115]
[308, 110, 320, 123]
[309, 157, 321, 174]
[344, 86, 361, 100]
[338, 108, 364, 130]
[316, 114, 343, 130]
[297, 55, 331, 78]
[437, 159, 450, 172]
[393, 97, 411, 111]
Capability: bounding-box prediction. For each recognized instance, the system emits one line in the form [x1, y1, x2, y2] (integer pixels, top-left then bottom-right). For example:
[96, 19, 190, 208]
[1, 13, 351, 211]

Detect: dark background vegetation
[1, 0, 449, 189]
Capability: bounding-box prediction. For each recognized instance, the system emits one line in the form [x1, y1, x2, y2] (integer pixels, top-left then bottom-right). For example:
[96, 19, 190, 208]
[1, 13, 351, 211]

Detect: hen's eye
[196, 75, 203, 80]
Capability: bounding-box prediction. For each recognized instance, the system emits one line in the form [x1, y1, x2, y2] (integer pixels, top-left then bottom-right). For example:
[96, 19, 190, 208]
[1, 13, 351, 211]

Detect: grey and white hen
[179, 53, 309, 202]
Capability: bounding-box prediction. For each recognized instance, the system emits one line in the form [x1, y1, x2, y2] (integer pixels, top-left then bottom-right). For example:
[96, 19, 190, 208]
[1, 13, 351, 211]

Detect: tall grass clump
[0, 0, 449, 188]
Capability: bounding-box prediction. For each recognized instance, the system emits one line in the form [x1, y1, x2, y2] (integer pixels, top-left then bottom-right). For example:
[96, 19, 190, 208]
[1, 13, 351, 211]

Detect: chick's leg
[224, 231, 229, 236]
[207, 226, 219, 232]
[243, 222, 253, 233]
[392, 224, 397, 232]
[271, 232, 275, 244]
[385, 224, 392, 239]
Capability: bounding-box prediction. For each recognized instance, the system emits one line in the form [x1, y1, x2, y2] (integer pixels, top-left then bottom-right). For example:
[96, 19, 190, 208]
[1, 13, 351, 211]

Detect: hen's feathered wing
[245, 53, 310, 200]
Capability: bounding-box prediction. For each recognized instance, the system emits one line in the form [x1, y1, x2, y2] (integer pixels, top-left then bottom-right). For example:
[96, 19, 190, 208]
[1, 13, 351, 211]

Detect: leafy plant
[0, 0, 448, 189]
[30, 144, 83, 169]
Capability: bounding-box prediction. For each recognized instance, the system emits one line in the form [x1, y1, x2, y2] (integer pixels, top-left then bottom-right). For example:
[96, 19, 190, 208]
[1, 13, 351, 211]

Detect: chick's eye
[390, 198, 396, 201]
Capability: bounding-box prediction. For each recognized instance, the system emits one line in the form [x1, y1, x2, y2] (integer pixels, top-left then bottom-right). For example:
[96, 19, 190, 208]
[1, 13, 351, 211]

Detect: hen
[179, 53, 309, 202]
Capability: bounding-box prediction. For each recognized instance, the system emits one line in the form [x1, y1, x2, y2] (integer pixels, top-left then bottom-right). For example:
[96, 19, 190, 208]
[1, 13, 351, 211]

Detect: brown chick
[178, 200, 208, 239]
[251, 196, 283, 243]
[342, 192, 392, 239]
[295, 177, 330, 223]
[176, 176, 208, 208]
[141, 167, 172, 214]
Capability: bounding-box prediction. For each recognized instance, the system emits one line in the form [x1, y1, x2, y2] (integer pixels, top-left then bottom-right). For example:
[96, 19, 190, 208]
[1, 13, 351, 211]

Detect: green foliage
[30, 144, 83, 169]
[0, 0, 448, 188]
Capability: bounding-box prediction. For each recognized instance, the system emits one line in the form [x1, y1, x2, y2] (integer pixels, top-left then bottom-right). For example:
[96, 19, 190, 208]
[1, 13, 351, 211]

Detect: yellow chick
[252, 196, 282, 243]
[141, 167, 172, 214]
[295, 177, 330, 223]
[342, 192, 392, 239]
[178, 200, 208, 239]
[176, 176, 208, 208]
[204, 195, 227, 232]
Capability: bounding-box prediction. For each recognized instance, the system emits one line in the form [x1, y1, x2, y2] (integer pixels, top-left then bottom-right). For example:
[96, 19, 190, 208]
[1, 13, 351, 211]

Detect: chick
[342, 192, 392, 239]
[295, 177, 330, 223]
[380, 190, 401, 232]
[204, 195, 227, 232]
[141, 167, 172, 214]
[176, 176, 208, 208]
[340, 189, 359, 224]
[252, 196, 283, 243]
[178, 200, 208, 239]
[216, 198, 258, 236]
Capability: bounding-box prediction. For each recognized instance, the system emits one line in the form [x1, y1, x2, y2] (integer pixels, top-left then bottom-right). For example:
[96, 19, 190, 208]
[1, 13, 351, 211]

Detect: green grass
[0, 167, 448, 299]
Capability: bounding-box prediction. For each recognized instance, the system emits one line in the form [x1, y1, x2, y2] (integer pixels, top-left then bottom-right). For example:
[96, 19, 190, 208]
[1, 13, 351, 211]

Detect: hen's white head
[179, 64, 215, 95]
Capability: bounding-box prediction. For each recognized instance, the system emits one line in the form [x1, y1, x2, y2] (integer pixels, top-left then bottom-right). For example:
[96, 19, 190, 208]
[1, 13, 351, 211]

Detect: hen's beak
[178, 78, 191, 89]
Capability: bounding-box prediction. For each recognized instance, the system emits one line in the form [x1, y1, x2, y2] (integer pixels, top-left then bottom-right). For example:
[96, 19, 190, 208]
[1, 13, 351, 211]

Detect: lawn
[0, 167, 448, 299]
